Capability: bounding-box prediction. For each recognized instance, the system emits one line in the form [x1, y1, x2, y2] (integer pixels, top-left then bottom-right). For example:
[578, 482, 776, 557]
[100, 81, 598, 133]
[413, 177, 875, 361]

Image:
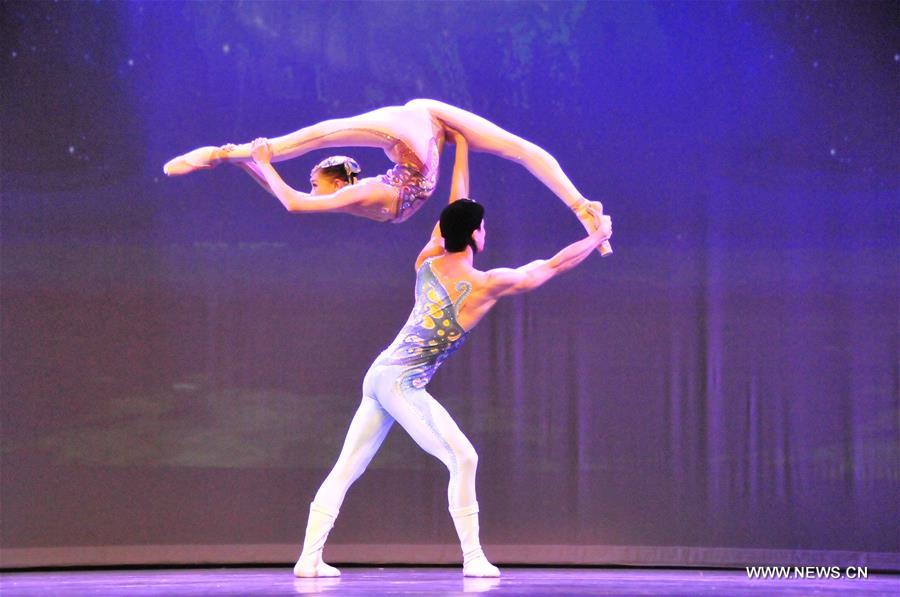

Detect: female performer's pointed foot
[574, 200, 613, 255]
[163, 146, 225, 176]
[573, 200, 603, 232]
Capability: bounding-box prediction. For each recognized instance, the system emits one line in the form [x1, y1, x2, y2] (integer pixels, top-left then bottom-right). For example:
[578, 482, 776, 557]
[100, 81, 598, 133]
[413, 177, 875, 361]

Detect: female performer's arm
[220, 144, 278, 198]
[249, 138, 396, 219]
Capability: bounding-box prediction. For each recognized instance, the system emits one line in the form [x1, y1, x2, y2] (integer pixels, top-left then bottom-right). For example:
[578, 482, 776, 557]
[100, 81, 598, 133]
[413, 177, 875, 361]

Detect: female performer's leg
[408, 99, 611, 253]
[165, 118, 394, 175]
[408, 100, 591, 209]
[295, 395, 394, 577]
[164, 107, 427, 175]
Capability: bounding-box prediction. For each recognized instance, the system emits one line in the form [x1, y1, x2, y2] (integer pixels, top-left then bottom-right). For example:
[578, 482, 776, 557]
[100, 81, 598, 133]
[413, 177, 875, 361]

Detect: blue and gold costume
[372, 259, 472, 389]
[299, 259, 498, 579]
[308, 257, 479, 514]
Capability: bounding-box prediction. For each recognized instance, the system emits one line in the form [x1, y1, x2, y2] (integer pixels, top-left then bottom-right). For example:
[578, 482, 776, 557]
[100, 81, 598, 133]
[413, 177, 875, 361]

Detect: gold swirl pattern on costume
[454, 280, 472, 312]
[376, 260, 471, 389]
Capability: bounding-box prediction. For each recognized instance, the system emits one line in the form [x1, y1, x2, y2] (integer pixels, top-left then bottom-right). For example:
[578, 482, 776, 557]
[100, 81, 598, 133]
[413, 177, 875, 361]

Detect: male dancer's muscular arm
[447, 129, 469, 202]
[415, 131, 470, 270]
[485, 211, 611, 297]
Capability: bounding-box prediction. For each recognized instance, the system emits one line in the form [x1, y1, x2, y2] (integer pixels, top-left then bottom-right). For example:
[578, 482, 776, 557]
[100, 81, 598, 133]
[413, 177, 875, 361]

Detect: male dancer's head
[439, 199, 485, 254]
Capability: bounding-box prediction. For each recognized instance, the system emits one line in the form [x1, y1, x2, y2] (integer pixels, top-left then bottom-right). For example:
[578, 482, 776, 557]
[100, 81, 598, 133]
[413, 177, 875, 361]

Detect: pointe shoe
[574, 201, 613, 256]
[293, 555, 341, 578]
[463, 549, 501, 578]
[163, 146, 225, 176]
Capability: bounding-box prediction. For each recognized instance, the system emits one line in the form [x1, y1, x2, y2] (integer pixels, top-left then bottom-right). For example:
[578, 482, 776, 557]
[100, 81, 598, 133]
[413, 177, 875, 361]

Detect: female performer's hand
[250, 137, 273, 164]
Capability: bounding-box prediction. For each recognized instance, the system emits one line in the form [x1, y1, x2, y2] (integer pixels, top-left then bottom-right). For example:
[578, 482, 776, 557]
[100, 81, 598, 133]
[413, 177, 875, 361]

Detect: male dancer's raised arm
[415, 128, 470, 270]
[448, 210, 610, 328]
[483, 225, 609, 296]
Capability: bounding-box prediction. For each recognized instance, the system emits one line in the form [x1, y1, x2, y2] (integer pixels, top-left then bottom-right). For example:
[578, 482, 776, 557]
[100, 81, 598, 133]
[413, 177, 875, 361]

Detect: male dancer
[290, 131, 612, 578]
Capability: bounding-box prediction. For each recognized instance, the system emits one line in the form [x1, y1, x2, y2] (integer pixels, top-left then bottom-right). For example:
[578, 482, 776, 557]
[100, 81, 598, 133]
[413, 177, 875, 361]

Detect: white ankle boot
[293, 502, 341, 577]
[450, 502, 500, 577]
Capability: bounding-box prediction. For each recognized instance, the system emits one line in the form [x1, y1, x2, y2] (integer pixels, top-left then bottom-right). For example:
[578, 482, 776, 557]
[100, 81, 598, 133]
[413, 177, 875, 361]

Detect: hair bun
[312, 156, 361, 183]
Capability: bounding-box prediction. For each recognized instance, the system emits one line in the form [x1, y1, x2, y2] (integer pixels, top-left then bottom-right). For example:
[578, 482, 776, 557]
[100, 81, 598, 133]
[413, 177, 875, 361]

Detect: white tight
[312, 364, 479, 512]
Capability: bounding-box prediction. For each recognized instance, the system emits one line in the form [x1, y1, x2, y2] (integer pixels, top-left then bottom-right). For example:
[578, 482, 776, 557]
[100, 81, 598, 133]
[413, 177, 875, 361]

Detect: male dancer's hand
[575, 201, 602, 233]
[594, 213, 613, 243]
[444, 126, 464, 145]
[575, 201, 613, 256]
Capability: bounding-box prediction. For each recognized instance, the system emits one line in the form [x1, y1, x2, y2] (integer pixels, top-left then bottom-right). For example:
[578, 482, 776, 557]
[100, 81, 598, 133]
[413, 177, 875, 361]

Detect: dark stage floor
[1, 567, 897, 595]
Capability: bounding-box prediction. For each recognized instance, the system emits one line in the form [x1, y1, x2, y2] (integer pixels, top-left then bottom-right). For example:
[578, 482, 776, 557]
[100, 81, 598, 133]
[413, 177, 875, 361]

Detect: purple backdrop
[1, 0, 898, 569]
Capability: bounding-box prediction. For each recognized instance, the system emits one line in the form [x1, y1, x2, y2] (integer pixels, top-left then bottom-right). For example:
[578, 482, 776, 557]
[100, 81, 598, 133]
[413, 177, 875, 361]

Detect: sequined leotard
[363, 118, 442, 223]
[375, 135, 440, 223]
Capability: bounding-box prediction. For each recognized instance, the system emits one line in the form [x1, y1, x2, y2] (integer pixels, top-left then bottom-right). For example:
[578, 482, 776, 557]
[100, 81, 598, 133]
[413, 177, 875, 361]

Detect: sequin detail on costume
[454, 281, 472, 312]
[375, 261, 471, 390]
[378, 162, 437, 223]
[288, 124, 440, 223]
[353, 121, 440, 223]
[378, 135, 439, 223]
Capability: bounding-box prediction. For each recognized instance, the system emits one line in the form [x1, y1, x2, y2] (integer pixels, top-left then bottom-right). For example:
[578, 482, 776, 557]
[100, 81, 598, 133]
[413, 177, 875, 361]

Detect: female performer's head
[440, 199, 485, 254]
[309, 156, 361, 195]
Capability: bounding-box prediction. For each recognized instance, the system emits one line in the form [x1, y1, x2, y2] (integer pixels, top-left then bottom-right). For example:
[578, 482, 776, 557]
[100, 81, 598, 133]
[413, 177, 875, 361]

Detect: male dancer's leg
[295, 395, 393, 577]
[313, 395, 395, 511]
[373, 375, 499, 577]
[380, 385, 478, 508]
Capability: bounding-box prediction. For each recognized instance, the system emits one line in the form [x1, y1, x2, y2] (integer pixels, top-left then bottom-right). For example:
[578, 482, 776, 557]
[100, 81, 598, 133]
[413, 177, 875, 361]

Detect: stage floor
[1, 567, 897, 595]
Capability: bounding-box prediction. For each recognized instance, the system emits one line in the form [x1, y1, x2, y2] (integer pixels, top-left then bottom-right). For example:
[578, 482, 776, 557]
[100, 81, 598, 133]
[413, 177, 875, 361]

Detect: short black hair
[440, 199, 484, 253]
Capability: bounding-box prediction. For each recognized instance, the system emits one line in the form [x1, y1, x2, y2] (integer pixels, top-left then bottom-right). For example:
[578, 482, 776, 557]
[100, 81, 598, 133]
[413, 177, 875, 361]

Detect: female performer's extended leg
[164, 109, 418, 176]
[409, 99, 610, 253]
[164, 119, 389, 175]
[408, 99, 594, 212]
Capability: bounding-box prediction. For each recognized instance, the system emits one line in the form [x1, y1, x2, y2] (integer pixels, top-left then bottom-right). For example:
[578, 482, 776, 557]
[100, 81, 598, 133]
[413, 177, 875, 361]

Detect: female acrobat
[164, 99, 611, 254]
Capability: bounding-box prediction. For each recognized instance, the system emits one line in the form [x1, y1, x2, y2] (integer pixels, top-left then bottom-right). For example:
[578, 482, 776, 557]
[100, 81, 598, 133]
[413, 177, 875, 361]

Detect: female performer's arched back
[164, 99, 611, 253]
